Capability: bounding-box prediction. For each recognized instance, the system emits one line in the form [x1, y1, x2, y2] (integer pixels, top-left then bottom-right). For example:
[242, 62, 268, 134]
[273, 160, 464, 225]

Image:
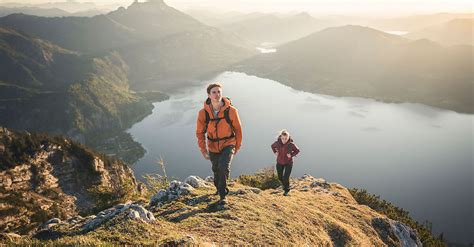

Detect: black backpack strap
[223, 107, 234, 131]
[203, 110, 210, 133]
[205, 110, 210, 123]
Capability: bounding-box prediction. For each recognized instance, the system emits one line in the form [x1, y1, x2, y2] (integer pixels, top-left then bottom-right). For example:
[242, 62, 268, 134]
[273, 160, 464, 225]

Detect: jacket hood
[204, 97, 232, 115]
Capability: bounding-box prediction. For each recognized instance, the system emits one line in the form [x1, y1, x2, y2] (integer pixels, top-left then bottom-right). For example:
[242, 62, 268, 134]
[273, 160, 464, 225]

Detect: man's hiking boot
[218, 198, 227, 205]
[283, 190, 289, 196]
[214, 187, 229, 196]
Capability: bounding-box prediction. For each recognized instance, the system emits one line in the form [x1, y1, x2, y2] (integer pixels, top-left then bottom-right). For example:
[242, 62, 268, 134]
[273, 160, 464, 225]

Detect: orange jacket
[196, 97, 242, 154]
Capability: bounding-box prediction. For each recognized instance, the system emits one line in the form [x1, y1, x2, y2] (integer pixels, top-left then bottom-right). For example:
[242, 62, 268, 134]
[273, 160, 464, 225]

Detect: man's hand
[287, 153, 291, 158]
[202, 151, 210, 160]
[275, 151, 279, 156]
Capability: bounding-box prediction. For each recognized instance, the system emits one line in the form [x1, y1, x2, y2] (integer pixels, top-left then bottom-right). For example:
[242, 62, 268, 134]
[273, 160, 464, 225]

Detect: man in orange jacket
[196, 83, 242, 205]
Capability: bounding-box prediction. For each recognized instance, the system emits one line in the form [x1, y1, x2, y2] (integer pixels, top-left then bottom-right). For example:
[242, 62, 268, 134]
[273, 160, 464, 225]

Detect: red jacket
[271, 137, 300, 165]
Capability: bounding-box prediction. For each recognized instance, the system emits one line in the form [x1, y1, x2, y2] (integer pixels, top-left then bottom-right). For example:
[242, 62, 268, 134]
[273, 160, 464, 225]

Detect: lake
[127, 71, 473, 244]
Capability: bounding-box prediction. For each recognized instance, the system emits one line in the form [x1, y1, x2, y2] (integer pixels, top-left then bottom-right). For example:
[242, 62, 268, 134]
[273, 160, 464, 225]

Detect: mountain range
[0, 0, 257, 90]
[405, 18, 473, 46]
[0, 25, 154, 161]
[234, 25, 473, 113]
[1, 2, 471, 161]
[366, 12, 474, 33]
[218, 12, 331, 46]
[0, 0, 257, 161]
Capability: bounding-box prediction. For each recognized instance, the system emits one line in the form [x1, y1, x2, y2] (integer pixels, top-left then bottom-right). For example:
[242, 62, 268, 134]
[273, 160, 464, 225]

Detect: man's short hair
[207, 82, 222, 94]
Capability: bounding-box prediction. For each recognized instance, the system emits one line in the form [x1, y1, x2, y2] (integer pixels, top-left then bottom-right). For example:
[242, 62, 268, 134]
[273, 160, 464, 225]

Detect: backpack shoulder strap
[224, 107, 234, 131]
[204, 110, 210, 124]
[203, 110, 210, 132]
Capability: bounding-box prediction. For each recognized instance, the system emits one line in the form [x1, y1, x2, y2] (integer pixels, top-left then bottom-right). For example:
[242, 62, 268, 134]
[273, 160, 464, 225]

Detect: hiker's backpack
[204, 97, 235, 142]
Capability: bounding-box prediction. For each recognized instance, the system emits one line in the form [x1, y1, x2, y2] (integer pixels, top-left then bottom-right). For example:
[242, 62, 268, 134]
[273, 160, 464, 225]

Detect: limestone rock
[150, 189, 168, 206]
[310, 178, 330, 189]
[184, 175, 208, 188]
[83, 203, 155, 231]
[178, 183, 195, 195]
[0, 127, 144, 235]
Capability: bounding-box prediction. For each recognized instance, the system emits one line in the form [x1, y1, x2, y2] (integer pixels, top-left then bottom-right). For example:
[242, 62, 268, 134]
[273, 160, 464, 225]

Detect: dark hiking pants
[209, 145, 235, 199]
[276, 163, 293, 192]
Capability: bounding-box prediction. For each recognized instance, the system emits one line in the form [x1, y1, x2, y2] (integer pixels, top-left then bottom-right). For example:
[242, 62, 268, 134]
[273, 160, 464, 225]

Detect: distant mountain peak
[129, 0, 166, 8]
[316, 25, 382, 36]
[293, 12, 312, 18]
[316, 25, 407, 41]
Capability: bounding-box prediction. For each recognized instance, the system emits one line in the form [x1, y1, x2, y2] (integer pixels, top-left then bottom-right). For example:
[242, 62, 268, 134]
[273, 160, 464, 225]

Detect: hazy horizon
[0, 0, 472, 17]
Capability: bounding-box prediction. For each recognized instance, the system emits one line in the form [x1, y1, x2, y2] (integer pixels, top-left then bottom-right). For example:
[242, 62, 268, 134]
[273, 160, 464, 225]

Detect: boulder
[184, 176, 208, 188]
[310, 178, 330, 189]
[178, 183, 194, 195]
[150, 189, 168, 206]
[249, 188, 261, 194]
[169, 180, 182, 190]
[390, 219, 422, 247]
[83, 202, 155, 231]
[372, 217, 422, 247]
[127, 205, 155, 222]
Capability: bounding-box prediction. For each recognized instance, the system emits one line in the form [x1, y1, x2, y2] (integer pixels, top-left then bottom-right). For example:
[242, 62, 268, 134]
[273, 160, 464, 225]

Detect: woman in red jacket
[271, 129, 300, 196]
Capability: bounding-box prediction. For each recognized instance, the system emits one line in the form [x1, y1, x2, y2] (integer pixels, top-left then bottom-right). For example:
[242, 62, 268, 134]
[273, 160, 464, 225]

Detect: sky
[0, 0, 472, 16]
[168, 0, 473, 14]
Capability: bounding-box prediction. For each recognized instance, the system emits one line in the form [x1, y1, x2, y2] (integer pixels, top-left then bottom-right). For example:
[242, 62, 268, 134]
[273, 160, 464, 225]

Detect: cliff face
[0, 127, 144, 234]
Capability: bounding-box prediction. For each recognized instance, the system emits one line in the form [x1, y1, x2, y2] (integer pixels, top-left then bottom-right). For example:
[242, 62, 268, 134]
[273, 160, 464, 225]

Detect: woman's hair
[207, 82, 222, 94]
[278, 129, 290, 138]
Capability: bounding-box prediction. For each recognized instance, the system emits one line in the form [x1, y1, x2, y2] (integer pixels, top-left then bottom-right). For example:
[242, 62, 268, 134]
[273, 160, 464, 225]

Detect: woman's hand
[287, 153, 291, 158]
[275, 151, 279, 156]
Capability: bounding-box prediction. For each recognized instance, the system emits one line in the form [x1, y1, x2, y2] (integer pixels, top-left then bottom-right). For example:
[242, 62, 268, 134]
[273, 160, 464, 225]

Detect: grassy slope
[7, 175, 430, 245]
